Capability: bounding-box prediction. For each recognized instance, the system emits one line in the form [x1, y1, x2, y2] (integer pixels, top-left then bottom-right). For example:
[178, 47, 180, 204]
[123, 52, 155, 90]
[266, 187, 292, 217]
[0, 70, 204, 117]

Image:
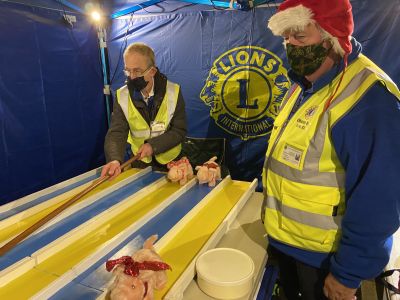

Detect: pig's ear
[143, 235, 158, 249]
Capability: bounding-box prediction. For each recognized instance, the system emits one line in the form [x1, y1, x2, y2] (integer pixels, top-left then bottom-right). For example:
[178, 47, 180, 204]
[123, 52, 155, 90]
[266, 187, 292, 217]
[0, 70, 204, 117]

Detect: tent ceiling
[3, 0, 275, 18]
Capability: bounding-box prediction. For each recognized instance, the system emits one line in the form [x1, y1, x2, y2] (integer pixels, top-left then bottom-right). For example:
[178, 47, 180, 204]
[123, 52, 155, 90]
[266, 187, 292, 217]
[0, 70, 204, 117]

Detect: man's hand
[100, 160, 121, 181]
[323, 273, 357, 300]
[137, 143, 153, 159]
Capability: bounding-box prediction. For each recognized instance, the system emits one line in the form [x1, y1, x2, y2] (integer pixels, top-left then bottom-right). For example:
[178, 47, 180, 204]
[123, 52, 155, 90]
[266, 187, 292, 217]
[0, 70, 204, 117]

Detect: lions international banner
[200, 46, 289, 141]
[108, 2, 400, 186]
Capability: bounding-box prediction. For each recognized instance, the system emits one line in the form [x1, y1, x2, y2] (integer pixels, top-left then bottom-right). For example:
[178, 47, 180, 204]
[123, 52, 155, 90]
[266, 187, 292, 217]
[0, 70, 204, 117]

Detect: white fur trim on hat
[320, 29, 345, 56]
[268, 5, 314, 36]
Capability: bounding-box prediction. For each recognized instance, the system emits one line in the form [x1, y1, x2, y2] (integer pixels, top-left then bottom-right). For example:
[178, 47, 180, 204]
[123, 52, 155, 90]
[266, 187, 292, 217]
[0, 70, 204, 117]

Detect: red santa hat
[268, 0, 354, 54]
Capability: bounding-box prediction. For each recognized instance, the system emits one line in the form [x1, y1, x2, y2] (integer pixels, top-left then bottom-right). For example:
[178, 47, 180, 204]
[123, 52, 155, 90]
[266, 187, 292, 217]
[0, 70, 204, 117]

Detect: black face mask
[127, 76, 148, 92]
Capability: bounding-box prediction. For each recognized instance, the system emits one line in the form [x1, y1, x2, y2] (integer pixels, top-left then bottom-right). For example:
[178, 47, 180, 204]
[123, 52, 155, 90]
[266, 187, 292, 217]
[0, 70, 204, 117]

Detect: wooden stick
[0, 154, 140, 256]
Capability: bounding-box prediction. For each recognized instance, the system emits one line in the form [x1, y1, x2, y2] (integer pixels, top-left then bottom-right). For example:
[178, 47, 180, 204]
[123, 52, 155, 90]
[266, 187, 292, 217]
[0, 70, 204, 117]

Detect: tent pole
[98, 27, 112, 127]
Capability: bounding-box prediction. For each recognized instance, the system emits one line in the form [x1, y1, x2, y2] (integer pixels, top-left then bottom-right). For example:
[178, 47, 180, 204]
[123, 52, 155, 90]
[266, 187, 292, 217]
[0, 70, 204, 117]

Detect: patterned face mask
[286, 42, 331, 76]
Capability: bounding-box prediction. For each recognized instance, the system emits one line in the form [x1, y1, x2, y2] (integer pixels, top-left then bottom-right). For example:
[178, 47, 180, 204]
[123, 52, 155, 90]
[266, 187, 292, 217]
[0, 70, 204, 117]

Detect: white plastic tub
[196, 248, 255, 299]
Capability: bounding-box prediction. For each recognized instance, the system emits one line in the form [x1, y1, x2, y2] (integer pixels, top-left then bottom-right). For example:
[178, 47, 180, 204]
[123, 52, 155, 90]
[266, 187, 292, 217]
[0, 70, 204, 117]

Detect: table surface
[182, 191, 400, 300]
[183, 192, 268, 300]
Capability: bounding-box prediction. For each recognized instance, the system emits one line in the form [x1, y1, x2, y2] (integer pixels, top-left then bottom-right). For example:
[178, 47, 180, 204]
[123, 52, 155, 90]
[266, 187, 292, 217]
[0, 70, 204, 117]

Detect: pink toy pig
[195, 156, 222, 187]
[107, 235, 171, 300]
[167, 157, 194, 185]
[109, 269, 147, 300]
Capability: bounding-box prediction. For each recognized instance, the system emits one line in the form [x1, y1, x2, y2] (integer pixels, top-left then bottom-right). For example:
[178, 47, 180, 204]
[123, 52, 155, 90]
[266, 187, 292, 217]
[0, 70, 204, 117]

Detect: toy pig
[195, 156, 222, 187]
[109, 268, 147, 300]
[167, 157, 194, 185]
[107, 235, 171, 300]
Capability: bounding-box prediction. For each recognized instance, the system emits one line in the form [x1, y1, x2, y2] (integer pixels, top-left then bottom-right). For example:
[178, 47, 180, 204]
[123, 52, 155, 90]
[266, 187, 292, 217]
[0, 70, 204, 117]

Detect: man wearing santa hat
[261, 0, 400, 299]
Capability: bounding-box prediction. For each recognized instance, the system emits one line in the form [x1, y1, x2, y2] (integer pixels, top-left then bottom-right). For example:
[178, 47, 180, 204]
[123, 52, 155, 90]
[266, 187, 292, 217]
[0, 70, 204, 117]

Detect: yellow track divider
[0, 169, 140, 246]
[154, 178, 252, 299]
[0, 179, 180, 299]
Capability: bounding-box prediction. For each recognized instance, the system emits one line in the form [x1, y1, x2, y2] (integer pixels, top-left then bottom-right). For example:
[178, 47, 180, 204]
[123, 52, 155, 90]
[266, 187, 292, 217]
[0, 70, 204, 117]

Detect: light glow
[91, 11, 101, 22]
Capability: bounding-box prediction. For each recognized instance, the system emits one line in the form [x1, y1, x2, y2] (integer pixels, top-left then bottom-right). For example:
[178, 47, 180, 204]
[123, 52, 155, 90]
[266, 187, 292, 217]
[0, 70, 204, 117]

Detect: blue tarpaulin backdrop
[0, 0, 399, 203]
[0, 1, 106, 204]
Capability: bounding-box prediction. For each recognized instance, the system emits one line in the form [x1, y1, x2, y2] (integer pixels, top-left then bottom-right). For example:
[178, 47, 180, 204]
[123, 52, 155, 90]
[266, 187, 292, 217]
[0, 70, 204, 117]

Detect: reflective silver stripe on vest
[366, 66, 399, 91]
[166, 81, 178, 124]
[266, 195, 342, 230]
[268, 68, 376, 188]
[269, 159, 345, 187]
[280, 84, 298, 110]
[119, 86, 129, 118]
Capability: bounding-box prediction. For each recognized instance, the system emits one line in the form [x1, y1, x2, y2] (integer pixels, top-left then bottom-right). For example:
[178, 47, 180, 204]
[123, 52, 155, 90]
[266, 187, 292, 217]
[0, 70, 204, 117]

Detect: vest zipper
[266, 90, 303, 169]
[261, 118, 289, 221]
[266, 118, 289, 169]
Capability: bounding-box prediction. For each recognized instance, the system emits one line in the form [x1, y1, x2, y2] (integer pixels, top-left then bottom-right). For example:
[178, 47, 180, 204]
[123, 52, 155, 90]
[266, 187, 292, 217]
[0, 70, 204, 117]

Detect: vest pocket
[280, 193, 337, 245]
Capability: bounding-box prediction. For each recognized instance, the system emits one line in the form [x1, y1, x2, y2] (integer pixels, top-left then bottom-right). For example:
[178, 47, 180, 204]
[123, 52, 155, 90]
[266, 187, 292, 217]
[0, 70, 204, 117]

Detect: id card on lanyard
[150, 121, 166, 137]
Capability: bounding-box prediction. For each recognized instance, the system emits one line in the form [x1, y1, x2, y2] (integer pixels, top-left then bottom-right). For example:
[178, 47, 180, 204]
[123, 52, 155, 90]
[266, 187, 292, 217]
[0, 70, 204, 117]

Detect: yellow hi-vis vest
[116, 81, 182, 165]
[262, 54, 400, 253]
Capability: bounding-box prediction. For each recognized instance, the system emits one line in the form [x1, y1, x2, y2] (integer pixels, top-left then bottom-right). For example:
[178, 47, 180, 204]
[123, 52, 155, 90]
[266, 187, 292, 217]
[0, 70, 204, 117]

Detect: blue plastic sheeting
[107, 1, 400, 189]
[2, 0, 88, 13]
[55, 0, 84, 13]
[0, 171, 163, 271]
[0, 171, 99, 221]
[50, 182, 215, 299]
[109, 0, 210, 16]
[0, 1, 107, 204]
[256, 264, 279, 300]
[110, 0, 163, 18]
[109, 0, 233, 18]
[351, 0, 400, 82]
[0, 0, 206, 17]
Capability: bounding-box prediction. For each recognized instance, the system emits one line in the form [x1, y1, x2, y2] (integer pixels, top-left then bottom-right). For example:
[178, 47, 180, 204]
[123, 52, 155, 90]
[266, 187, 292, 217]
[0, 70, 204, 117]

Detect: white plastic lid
[196, 248, 254, 286]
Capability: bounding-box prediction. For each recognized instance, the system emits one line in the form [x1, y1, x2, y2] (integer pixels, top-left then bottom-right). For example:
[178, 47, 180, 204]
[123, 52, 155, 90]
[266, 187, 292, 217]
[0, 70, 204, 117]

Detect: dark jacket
[104, 70, 187, 171]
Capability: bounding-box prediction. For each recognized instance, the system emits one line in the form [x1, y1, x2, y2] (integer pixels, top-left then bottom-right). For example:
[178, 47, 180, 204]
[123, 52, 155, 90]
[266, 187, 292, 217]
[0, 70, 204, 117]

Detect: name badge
[282, 144, 303, 168]
[150, 121, 166, 137]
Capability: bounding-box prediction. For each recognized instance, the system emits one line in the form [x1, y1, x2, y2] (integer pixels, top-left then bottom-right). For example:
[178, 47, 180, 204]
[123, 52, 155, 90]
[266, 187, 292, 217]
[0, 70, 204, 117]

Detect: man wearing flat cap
[261, 0, 400, 299]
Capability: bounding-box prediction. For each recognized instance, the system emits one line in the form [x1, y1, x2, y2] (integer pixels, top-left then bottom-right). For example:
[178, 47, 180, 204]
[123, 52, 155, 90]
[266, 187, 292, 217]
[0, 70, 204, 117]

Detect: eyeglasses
[123, 66, 153, 77]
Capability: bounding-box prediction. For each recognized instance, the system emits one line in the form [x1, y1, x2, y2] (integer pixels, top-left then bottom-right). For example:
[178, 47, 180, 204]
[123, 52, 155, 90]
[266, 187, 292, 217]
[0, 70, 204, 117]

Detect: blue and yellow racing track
[0, 167, 257, 299]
